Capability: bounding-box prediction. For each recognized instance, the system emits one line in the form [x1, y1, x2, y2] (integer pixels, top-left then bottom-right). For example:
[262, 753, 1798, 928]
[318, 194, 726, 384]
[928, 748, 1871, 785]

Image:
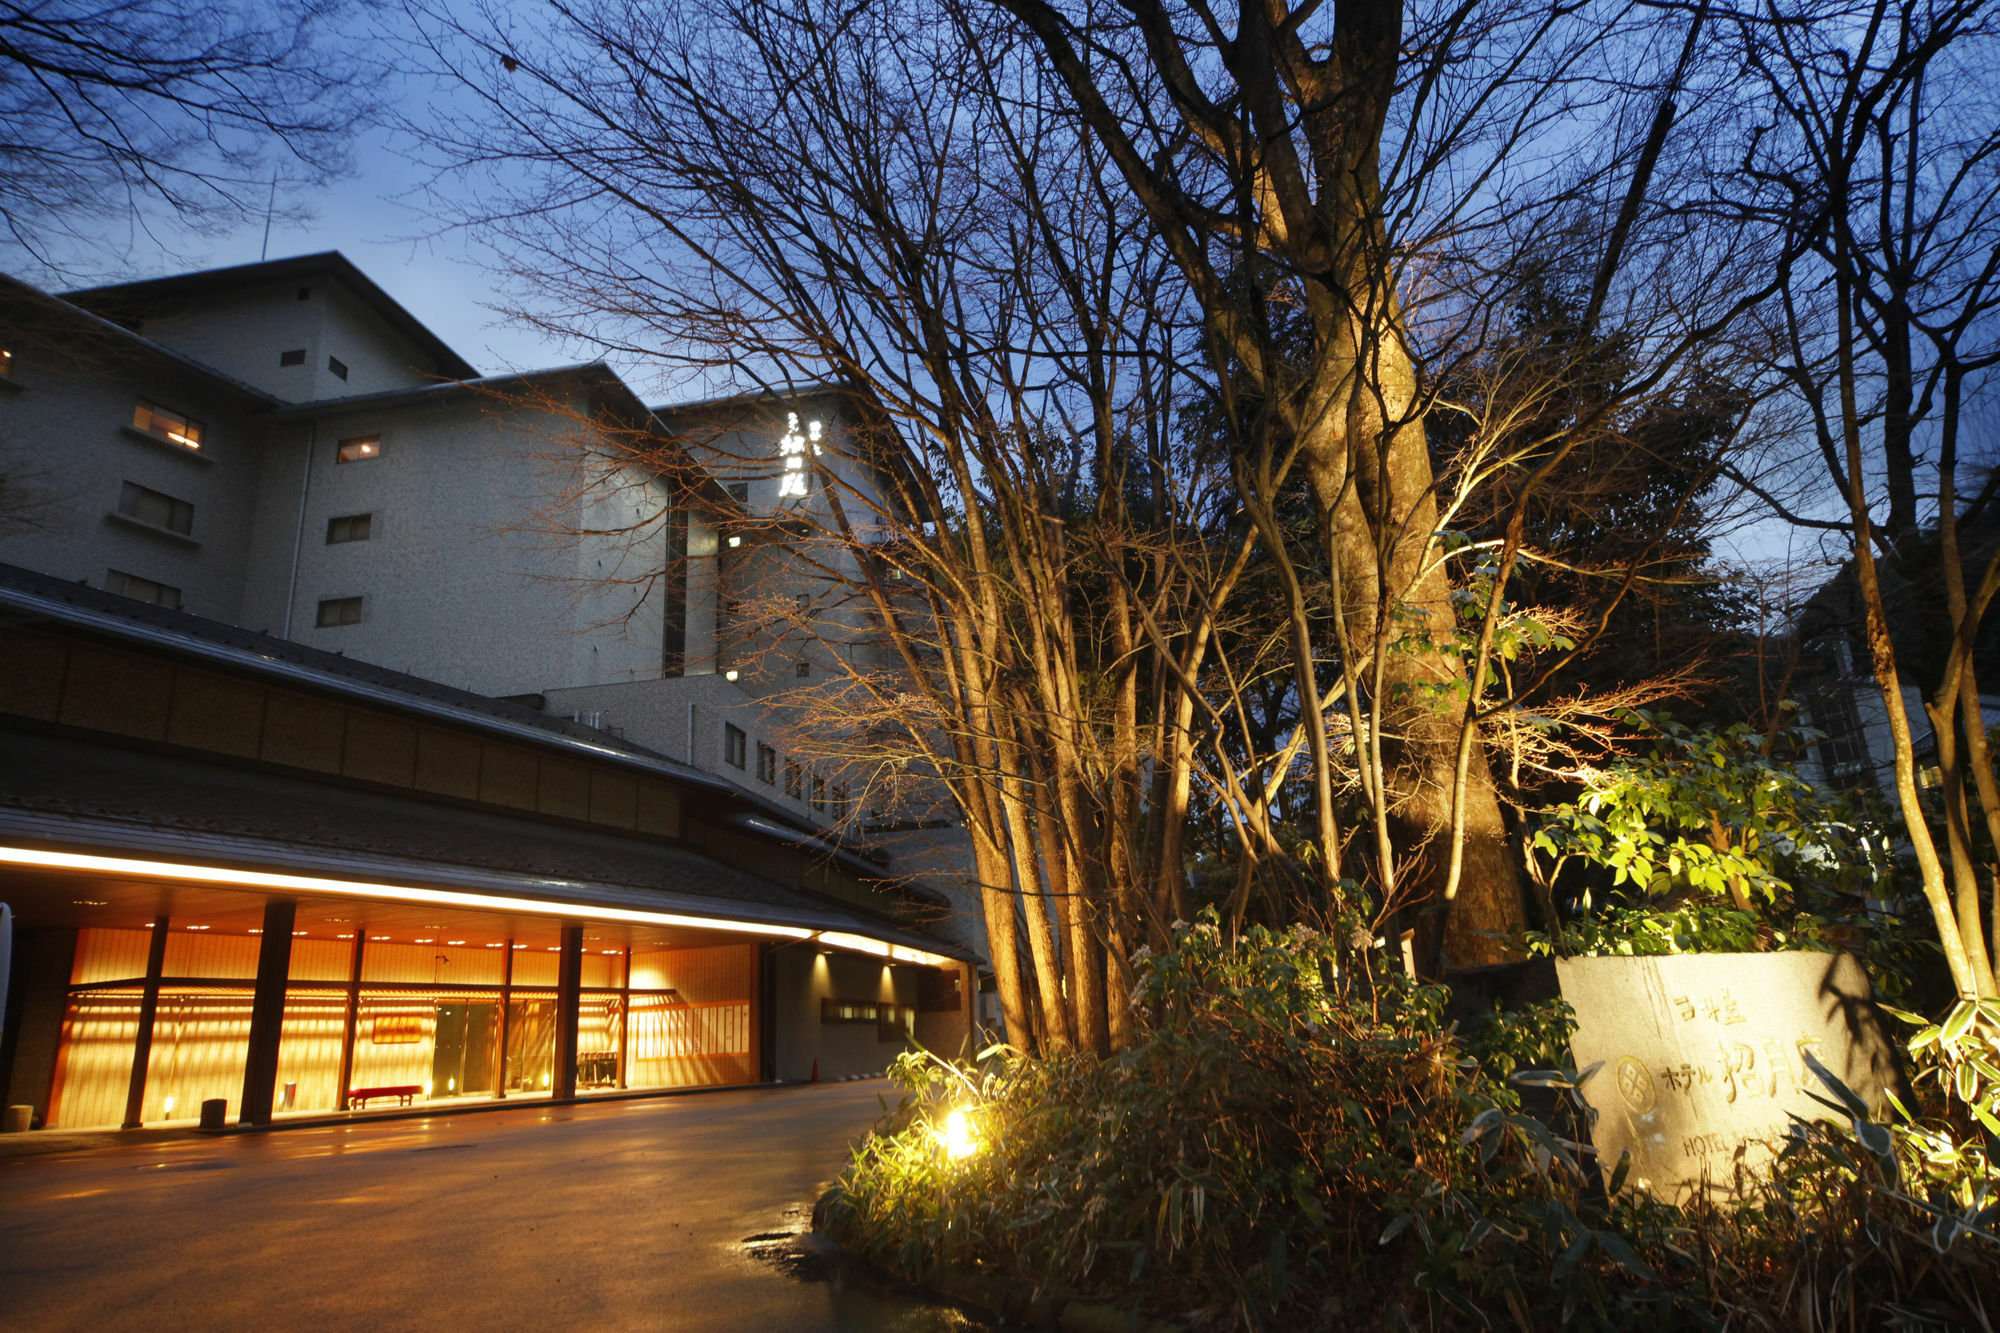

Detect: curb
[814, 1192, 1184, 1332]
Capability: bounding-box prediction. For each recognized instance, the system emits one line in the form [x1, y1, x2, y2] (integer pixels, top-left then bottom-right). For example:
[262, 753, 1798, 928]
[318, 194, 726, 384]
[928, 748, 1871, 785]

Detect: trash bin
[3, 1105, 32, 1133]
[199, 1099, 227, 1130]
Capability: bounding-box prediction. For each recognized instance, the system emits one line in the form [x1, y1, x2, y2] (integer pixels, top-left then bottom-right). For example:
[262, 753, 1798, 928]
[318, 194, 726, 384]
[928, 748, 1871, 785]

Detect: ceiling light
[186, 925, 210, 931]
[0, 847, 819, 944]
[71, 898, 108, 906]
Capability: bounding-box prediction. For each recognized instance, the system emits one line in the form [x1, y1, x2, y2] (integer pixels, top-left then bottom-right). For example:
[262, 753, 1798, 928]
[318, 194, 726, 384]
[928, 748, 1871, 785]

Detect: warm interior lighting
[72, 899, 107, 906]
[817, 931, 954, 970]
[447, 939, 466, 945]
[167, 432, 200, 449]
[163, 1096, 176, 1115]
[185, 924, 210, 931]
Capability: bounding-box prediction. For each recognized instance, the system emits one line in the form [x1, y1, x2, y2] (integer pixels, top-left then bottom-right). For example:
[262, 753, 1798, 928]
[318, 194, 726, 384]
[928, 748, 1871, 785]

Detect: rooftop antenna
[259, 171, 278, 262]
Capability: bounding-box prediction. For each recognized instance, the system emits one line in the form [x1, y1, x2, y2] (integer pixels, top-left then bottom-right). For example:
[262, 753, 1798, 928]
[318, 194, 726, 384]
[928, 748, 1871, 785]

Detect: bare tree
[1720, 0, 2000, 1000]
[0, 0, 379, 272]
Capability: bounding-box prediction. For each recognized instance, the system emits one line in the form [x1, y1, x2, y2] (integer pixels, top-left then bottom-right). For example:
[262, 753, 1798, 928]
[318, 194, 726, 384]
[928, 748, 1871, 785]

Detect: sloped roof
[64, 251, 480, 382]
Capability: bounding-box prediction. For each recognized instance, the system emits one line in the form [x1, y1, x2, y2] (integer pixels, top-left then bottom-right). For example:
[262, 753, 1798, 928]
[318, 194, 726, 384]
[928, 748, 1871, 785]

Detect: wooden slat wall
[161, 933, 260, 979]
[287, 939, 352, 983]
[47, 996, 139, 1128]
[141, 993, 254, 1122]
[360, 942, 504, 986]
[274, 993, 349, 1111]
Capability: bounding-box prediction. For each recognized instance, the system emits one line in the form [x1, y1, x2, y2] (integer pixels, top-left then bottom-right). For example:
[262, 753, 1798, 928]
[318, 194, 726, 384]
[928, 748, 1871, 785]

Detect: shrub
[821, 915, 1999, 1330]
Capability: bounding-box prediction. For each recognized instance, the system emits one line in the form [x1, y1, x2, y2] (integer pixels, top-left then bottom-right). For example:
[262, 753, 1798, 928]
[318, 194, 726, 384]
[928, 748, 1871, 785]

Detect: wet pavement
[0, 1082, 1000, 1331]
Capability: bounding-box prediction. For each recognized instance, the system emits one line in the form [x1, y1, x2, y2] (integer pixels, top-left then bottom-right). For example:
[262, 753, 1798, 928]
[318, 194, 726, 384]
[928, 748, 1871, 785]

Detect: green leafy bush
[821, 916, 1999, 1330]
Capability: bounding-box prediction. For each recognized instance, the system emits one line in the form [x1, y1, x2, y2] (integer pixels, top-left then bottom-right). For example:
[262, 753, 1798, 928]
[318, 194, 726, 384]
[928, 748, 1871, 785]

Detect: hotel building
[0, 254, 983, 1131]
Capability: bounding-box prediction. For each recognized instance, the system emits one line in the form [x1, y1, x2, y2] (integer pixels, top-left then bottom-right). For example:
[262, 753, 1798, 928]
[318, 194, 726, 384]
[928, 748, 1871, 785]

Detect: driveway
[0, 1082, 980, 1331]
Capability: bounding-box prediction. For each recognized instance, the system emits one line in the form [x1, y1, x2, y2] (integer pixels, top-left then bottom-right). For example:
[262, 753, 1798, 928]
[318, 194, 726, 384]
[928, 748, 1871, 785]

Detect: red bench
[346, 1085, 423, 1109]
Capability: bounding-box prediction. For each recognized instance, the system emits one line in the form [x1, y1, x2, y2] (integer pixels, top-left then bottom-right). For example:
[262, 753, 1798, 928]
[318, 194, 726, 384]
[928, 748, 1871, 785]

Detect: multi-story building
[0, 252, 986, 1132]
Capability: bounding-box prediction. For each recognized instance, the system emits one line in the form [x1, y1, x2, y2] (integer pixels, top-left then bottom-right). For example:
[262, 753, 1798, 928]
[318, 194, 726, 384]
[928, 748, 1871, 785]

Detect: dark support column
[121, 916, 170, 1129]
[755, 943, 774, 1083]
[616, 948, 631, 1089]
[238, 900, 297, 1125]
[553, 924, 582, 1100]
[493, 939, 514, 1100]
[335, 932, 365, 1110]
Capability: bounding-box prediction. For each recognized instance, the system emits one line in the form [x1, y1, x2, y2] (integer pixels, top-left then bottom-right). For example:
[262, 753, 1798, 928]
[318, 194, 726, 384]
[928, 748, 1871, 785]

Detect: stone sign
[1555, 951, 1899, 1199]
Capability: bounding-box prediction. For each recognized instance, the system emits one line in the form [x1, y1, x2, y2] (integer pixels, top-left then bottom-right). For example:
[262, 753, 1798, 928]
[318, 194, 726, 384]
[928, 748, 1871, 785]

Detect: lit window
[328, 355, 349, 380]
[105, 569, 181, 609]
[317, 595, 363, 627]
[784, 758, 802, 799]
[279, 349, 306, 367]
[756, 743, 777, 784]
[132, 400, 204, 451]
[336, 436, 380, 464]
[326, 513, 372, 544]
[117, 481, 193, 535]
[724, 722, 747, 768]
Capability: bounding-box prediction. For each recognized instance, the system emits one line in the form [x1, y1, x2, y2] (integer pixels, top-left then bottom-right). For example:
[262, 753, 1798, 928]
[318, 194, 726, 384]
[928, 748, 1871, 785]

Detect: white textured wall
[0, 340, 267, 620]
[237, 390, 666, 696]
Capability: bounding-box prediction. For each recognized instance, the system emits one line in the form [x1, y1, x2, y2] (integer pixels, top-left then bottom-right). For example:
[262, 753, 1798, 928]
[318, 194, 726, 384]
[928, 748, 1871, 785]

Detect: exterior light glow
[727, 535, 742, 548]
[724, 669, 740, 682]
[416, 938, 435, 944]
[0, 846, 905, 951]
[337, 933, 354, 940]
[163, 1096, 176, 1114]
[371, 935, 391, 941]
[185, 924, 210, 931]
[943, 1108, 978, 1160]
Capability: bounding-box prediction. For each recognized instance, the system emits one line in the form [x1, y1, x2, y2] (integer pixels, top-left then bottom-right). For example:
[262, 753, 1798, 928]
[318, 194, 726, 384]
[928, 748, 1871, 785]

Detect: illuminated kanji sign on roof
[777, 413, 823, 498]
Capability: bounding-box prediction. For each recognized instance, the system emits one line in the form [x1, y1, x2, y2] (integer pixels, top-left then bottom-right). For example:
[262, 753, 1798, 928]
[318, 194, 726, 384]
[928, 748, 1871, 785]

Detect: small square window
[317, 595, 363, 627]
[105, 569, 181, 609]
[756, 743, 777, 784]
[796, 659, 811, 678]
[279, 348, 306, 367]
[784, 758, 802, 800]
[723, 722, 747, 768]
[117, 480, 194, 535]
[326, 513, 372, 544]
[132, 400, 203, 451]
[328, 355, 349, 380]
[336, 436, 380, 463]
[727, 482, 750, 502]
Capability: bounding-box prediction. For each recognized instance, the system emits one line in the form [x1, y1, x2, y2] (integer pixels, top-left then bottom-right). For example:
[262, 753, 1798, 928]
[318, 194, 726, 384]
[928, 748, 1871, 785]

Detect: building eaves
[0, 562, 904, 882]
[0, 560, 728, 793]
[62, 251, 481, 382]
[0, 273, 278, 407]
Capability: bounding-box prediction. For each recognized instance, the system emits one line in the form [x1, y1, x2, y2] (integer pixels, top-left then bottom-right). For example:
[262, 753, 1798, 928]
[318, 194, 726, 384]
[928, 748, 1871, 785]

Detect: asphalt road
[0, 1083, 988, 1332]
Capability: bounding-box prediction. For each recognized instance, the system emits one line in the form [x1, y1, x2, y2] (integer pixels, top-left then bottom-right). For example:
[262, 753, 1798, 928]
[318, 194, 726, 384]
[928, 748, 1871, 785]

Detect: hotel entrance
[5, 873, 788, 1128]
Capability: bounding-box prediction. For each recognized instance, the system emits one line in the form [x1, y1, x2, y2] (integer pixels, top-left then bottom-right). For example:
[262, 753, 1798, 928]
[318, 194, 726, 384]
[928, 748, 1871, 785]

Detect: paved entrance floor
[0, 1082, 989, 1331]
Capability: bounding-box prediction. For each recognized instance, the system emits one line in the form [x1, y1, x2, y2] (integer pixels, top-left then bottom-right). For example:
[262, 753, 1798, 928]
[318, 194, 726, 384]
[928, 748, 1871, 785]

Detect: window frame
[116, 480, 194, 536]
[326, 512, 373, 544]
[756, 742, 777, 785]
[316, 595, 364, 628]
[132, 400, 205, 452]
[335, 436, 381, 464]
[723, 722, 747, 769]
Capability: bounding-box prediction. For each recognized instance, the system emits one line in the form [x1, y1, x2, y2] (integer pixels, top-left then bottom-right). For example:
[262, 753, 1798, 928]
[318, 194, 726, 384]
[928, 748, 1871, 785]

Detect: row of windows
[723, 724, 847, 813]
[102, 563, 364, 632]
[128, 396, 382, 466]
